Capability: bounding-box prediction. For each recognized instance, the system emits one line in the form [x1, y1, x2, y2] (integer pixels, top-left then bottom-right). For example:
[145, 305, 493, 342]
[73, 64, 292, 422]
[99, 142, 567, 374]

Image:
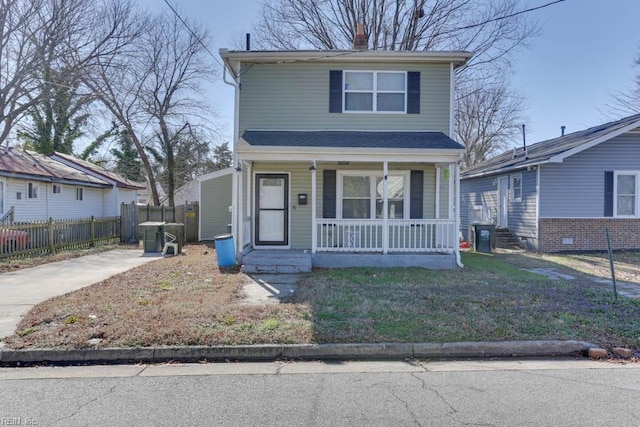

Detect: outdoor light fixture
[309, 162, 316, 171]
[235, 162, 242, 172]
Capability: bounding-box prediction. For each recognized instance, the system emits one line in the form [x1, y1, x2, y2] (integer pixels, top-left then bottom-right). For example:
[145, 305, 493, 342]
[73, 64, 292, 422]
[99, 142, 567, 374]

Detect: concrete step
[242, 250, 312, 274]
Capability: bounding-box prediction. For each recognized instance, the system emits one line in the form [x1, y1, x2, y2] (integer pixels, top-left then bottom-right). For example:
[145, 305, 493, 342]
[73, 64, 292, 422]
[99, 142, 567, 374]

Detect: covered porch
[231, 131, 465, 270]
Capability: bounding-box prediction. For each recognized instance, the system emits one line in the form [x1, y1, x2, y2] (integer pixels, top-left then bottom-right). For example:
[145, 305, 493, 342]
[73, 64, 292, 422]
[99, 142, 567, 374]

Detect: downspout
[455, 162, 464, 268]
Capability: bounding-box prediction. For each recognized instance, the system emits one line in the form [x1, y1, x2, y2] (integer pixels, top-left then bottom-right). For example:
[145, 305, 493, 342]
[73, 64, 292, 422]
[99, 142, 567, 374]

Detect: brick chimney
[353, 23, 368, 50]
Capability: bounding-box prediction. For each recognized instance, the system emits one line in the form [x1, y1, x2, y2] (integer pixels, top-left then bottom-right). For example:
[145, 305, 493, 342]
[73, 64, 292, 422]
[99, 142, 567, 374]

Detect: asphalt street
[1, 359, 639, 426]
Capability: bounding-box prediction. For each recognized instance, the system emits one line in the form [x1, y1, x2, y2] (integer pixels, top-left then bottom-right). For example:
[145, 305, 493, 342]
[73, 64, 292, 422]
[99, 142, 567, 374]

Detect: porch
[242, 248, 457, 273]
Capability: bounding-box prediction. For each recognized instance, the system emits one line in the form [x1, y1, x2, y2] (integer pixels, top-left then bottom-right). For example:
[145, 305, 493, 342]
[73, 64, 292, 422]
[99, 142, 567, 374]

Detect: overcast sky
[147, 0, 640, 146]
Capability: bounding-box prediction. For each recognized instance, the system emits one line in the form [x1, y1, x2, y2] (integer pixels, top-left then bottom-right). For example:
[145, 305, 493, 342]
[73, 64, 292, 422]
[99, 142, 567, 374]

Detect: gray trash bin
[139, 221, 165, 253]
[473, 223, 495, 253]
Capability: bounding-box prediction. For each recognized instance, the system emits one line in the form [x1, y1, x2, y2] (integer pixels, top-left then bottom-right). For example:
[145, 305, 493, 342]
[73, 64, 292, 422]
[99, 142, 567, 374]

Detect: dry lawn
[5, 244, 313, 349]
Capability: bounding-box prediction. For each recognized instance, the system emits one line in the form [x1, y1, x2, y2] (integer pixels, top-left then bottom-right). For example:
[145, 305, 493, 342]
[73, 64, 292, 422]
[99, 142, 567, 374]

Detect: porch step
[494, 228, 521, 249]
[242, 250, 312, 274]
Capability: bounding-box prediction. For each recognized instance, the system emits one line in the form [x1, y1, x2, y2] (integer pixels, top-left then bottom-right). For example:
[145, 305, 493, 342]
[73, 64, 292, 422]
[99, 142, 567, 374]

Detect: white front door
[497, 176, 509, 227]
[255, 174, 288, 246]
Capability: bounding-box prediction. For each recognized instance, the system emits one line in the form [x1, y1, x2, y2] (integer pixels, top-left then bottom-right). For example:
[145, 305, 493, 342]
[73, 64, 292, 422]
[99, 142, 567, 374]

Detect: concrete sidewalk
[0, 250, 160, 342]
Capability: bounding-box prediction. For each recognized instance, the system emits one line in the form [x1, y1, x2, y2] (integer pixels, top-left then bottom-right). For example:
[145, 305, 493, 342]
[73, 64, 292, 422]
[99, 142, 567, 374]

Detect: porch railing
[315, 219, 456, 253]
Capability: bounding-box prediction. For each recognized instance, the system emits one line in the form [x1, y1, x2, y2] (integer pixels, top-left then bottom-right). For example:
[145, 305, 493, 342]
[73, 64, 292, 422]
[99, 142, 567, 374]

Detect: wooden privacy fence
[121, 202, 199, 244]
[0, 216, 121, 259]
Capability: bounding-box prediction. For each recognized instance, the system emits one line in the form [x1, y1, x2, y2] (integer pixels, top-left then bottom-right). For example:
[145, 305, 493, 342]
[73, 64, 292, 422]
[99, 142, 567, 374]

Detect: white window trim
[337, 170, 410, 219]
[613, 171, 639, 218]
[343, 70, 407, 114]
[510, 173, 522, 203]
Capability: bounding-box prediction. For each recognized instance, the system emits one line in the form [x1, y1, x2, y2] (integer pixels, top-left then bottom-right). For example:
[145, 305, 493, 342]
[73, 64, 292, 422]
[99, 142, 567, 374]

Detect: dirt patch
[4, 244, 313, 349]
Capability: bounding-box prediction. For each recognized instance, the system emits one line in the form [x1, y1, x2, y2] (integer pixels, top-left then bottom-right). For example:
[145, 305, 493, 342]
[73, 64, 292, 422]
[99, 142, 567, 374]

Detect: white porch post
[383, 161, 388, 254]
[435, 166, 441, 219]
[311, 161, 317, 254]
[448, 164, 454, 219]
[455, 162, 463, 267]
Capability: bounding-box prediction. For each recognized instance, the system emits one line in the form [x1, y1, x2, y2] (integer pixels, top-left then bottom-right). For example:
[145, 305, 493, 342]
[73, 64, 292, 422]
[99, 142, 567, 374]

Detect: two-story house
[219, 45, 472, 272]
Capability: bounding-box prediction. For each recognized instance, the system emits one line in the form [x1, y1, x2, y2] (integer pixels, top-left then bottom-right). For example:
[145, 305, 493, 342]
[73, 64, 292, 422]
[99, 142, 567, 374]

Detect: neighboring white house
[0, 147, 144, 222]
[161, 180, 199, 207]
[50, 151, 145, 217]
[198, 167, 233, 240]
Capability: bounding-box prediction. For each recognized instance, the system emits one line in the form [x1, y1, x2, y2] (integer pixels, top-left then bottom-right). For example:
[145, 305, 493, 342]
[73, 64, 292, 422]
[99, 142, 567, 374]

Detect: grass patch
[4, 247, 640, 351]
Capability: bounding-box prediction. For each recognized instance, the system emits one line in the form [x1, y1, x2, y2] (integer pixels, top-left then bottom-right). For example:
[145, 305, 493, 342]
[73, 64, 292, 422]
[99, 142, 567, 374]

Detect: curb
[0, 340, 594, 366]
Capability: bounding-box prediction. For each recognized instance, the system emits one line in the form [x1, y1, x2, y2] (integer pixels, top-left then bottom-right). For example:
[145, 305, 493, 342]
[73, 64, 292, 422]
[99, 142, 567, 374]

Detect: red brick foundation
[538, 218, 640, 252]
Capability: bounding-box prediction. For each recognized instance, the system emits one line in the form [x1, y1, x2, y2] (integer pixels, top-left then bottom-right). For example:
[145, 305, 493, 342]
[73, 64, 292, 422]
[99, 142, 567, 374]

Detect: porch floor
[242, 249, 458, 271]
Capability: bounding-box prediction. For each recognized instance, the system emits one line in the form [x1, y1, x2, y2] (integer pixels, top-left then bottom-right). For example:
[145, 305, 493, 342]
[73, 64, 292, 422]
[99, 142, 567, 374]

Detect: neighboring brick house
[219, 37, 473, 271]
[460, 114, 640, 252]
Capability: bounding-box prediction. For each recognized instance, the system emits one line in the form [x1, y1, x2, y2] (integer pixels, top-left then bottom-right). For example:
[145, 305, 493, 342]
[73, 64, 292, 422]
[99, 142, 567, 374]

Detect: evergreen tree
[111, 130, 144, 182]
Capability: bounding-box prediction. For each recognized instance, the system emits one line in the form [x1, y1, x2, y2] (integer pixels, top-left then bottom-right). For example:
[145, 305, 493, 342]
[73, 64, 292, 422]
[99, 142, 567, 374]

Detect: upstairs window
[344, 71, 406, 113]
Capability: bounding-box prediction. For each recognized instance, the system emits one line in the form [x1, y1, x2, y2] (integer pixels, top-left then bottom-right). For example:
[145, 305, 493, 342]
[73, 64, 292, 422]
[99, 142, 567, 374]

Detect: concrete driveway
[0, 250, 160, 343]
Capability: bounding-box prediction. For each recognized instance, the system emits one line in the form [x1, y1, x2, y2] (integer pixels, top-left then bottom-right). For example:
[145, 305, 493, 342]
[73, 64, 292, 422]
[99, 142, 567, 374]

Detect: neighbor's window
[76, 187, 83, 201]
[28, 182, 38, 199]
[615, 172, 638, 216]
[511, 174, 522, 202]
[344, 71, 406, 113]
[339, 172, 407, 219]
[52, 184, 61, 194]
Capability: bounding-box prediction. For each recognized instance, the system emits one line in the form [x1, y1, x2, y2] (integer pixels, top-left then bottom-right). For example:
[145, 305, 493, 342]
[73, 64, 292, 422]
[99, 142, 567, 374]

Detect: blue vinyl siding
[540, 133, 640, 217]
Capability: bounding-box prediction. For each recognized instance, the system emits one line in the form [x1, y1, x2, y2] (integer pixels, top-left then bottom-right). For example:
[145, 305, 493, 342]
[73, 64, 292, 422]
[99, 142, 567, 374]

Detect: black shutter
[329, 70, 342, 113]
[604, 171, 614, 217]
[410, 170, 424, 219]
[323, 170, 337, 218]
[407, 71, 420, 114]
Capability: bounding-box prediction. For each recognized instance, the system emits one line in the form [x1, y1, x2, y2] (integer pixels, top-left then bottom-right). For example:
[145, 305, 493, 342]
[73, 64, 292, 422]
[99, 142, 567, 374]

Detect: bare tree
[611, 49, 640, 116]
[84, 7, 215, 206]
[252, 0, 542, 166]
[254, 0, 538, 72]
[456, 76, 524, 168]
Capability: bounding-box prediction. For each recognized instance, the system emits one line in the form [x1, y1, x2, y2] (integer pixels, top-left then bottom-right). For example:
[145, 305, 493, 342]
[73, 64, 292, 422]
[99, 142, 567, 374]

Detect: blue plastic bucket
[214, 234, 236, 267]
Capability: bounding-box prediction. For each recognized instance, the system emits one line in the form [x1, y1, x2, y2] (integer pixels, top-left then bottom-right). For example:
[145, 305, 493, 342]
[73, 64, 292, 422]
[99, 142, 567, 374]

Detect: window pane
[345, 72, 373, 90]
[377, 93, 405, 111]
[376, 200, 404, 219]
[617, 175, 635, 194]
[376, 176, 404, 199]
[345, 93, 373, 111]
[343, 199, 370, 219]
[343, 176, 370, 197]
[512, 177, 522, 199]
[617, 195, 635, 215]
[377, 73, 405, 91]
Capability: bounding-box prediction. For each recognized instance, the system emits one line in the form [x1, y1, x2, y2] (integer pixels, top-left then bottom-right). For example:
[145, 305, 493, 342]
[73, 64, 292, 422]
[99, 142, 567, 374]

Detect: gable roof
[462, 113, 640, 179]
[0, 148, 110, 187]
[219, 48, 473, 80]
[51, 151, 146, 190]
[242, 130, 464, 150]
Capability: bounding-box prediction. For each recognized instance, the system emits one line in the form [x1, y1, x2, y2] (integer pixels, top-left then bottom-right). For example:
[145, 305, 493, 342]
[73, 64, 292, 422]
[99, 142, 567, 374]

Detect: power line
[162, 0, 225, 70]
[454, 0, 567, 32]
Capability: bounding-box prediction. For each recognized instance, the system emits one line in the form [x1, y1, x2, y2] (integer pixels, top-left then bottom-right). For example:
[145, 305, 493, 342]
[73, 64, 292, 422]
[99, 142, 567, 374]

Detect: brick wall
[538, 218, 640, 252]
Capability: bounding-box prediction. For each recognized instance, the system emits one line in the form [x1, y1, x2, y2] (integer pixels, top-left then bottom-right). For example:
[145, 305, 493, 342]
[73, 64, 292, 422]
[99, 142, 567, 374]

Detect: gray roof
[241, 131, 465, 150]
[462, 113, 640, 178]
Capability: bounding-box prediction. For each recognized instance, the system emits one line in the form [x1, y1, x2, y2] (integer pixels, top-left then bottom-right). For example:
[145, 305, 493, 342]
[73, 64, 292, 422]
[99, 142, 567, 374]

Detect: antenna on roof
[522, 124, 528, 159]
[561, 125, 566, 136]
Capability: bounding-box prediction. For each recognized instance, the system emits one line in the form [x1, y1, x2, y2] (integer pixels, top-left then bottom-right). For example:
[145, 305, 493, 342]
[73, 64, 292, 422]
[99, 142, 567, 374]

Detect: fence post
[90, 215, 96, 247]
[48, 217, 55, 254]
[120, 203, 124, 244]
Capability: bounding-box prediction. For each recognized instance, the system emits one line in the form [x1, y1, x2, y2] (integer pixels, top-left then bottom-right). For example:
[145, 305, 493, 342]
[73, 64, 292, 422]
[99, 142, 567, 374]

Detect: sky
[148, 0, 640, 146]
